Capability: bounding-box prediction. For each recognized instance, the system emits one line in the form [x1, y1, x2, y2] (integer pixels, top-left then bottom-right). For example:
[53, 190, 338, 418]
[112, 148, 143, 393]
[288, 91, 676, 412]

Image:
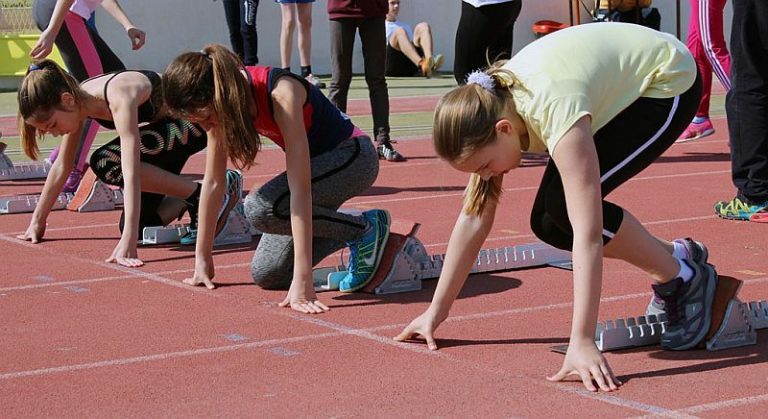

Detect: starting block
[0, 169, 123, 214]
[313, 219, 573, 294]
[0, 143, 52, 181]
[0, 159, 52, 181]
[141, 202, 259, 246]
[0, 192, 73, 214]
[552, 276, 766, 353]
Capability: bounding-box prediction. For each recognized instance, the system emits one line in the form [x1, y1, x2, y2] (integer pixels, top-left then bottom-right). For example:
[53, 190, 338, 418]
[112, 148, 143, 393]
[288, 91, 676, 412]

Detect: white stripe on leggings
[599, 95, 681, 237]
[699, 0, 731, 90]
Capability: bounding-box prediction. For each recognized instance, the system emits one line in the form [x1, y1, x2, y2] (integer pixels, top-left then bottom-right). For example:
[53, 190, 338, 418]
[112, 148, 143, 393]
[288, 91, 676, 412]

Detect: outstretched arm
[395, 197, 497, 349]
[546, 115, 620, 392]
[99, 0, 146, 50]
[103, 74, 152, 267]
[272, 76, 328, 314]
[30, 0, 75, 59]
[186, 128, 227, 290]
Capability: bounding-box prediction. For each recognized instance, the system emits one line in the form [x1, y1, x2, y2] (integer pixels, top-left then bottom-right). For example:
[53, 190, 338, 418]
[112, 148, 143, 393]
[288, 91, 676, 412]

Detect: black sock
[186, 183, 202, 207]
[282, 67, 291, 73]
[301, 65, 312, 78]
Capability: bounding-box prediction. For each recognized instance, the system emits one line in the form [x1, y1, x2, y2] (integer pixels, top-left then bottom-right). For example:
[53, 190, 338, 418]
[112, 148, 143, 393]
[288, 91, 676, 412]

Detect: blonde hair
[162, 44, 260, 170]
[433, 62, 522, 215]
[17, 60, 83, 160]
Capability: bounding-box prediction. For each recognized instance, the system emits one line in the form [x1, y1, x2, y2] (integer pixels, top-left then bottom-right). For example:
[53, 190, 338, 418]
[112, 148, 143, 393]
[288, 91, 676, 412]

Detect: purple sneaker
[62, 165, 87, 193]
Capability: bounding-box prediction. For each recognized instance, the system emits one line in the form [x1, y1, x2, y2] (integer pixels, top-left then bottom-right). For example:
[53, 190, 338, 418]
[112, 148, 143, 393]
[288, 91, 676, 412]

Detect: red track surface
[1, 116, 767, 417]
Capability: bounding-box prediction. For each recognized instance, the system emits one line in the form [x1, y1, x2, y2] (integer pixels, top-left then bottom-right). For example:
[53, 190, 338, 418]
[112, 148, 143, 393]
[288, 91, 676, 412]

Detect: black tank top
[88, 70, 163, 130]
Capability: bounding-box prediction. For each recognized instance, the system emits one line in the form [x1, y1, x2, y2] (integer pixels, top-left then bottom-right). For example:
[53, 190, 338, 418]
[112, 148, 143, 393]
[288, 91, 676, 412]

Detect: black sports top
[88, 70, 163, 130]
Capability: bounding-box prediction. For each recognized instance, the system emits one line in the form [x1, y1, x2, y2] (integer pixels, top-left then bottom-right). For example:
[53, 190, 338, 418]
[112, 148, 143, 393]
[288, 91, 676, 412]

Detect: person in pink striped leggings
[30, 0, 146, 191]
[678, 0, 731, 143]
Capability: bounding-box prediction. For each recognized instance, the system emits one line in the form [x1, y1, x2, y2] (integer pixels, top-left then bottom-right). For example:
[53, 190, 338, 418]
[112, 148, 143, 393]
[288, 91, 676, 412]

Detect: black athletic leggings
[530, 74, 702, 250]
[89, 119, 207, 234]
[454, 0, 522, 85]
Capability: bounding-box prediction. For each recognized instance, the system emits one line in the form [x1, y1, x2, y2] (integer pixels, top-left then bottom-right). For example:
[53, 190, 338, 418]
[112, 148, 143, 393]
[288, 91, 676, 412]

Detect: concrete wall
[98, 0, 732, 75]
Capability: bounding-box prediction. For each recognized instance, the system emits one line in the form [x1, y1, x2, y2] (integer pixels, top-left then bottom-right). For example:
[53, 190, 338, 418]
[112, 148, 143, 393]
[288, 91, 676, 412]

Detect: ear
[60, 92, 77, 110]
[494, 118, 514, 135]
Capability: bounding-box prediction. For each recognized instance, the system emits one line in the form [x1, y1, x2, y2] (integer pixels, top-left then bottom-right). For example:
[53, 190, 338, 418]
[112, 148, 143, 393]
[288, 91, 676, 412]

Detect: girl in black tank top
[17, 60, 209, 268]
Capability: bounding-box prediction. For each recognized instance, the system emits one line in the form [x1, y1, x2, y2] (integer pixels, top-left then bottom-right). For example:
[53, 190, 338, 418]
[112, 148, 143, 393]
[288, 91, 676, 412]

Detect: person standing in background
[454, 0, 521, 85]
[714, 0, 768, 221]
[677, 0, 731, 142]
[326, 0, 405, 162]
[221, 0, 260, 66]
[276, 0, 324, 88]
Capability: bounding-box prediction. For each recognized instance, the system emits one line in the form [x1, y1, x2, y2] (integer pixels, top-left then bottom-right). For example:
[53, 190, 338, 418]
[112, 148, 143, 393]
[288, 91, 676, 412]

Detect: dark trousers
[222, 0, 259, 65]
[531, 75, 701, 250]
[454, 0, 522, 84]
[328, 17, 390, 141]
[727, 0, 768, 203]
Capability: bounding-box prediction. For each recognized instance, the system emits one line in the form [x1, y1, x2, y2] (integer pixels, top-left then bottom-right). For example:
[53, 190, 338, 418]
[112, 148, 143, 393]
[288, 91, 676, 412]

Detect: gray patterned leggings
[245, 136, 379, 289]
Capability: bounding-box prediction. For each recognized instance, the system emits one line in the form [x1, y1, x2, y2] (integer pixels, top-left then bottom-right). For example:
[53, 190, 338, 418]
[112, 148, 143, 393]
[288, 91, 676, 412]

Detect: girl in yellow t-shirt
[396, 23, 715, 393]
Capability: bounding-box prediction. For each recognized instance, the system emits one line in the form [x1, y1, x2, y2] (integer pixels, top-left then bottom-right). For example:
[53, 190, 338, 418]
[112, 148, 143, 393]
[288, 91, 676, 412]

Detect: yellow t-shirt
[503, 22, 696, 154]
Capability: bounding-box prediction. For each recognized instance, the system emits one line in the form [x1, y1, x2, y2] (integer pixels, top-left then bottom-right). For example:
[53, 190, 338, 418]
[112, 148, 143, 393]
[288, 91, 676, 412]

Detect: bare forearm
[45, 0, 76, 35]
[120, 171, 141, 241]
[195, 179, 224, 259]
[569, 236, 603, 343]
[290, 194, 313, 281]
[430, 210, 494, 316]
[100, 0, 135, 29]
[32, 159, 73, 224]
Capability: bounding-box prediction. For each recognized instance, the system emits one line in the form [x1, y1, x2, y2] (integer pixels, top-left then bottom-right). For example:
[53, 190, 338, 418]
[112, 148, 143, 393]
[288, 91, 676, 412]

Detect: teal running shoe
[339, 209, 391, 293]
[180, 169, 243, 245]
[714, 196, 768, 221]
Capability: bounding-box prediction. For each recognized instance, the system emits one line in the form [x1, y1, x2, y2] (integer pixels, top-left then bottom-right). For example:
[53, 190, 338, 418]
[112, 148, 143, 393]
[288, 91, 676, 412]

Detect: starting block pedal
[141, 202, 259, 246]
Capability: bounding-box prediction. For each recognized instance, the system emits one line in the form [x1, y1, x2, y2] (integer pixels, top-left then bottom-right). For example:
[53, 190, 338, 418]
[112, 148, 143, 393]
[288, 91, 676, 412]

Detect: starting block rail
[0, 159, 51, 181]
[0, 192, 73, 214]
[313, 222, 573, 294]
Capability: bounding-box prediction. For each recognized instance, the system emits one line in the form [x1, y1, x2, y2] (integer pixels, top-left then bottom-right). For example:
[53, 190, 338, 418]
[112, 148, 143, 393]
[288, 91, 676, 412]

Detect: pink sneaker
[677, 119, 715, 143]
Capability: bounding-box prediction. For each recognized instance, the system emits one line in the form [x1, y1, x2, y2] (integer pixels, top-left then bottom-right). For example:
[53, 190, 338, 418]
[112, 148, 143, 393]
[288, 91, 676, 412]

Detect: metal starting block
[312, 220, 573, 294]
[0, 192, 73, 214]
[141, 202, 259, 246]
[0, 159, 51, 181]
[586, 298, 763, 352]
[553, 277, 766, 354]
[0, 178, 123, 215]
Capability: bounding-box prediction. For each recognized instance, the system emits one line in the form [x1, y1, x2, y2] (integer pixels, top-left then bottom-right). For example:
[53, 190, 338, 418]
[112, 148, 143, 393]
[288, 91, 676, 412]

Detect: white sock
[692, 116, 708, 124]
[678, 259, 695, 283]
[672, 241, 689, 260]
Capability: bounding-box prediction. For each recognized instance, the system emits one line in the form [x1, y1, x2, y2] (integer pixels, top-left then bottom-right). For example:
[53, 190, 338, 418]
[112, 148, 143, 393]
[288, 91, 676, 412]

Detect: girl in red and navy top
[162, 44, 391, 313]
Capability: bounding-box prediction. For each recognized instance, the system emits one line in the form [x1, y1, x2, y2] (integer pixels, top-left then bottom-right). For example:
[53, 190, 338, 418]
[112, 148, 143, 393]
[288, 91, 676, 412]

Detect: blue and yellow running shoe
[180, 169, 243, 245]
[714, 196, 768, 221]
[339, 209, 391, 293]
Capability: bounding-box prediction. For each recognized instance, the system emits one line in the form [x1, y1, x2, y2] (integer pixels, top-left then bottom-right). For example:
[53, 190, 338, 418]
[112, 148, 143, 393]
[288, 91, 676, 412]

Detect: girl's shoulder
[81, 70, 159, 99]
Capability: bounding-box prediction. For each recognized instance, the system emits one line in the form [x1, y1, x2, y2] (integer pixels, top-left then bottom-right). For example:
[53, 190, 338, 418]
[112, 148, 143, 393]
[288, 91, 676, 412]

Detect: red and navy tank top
[246, 66, 354, 157]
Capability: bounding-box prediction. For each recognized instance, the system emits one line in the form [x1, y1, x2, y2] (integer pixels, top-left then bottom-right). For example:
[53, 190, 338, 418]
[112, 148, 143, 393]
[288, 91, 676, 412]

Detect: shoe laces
[722, 197, 751, 215]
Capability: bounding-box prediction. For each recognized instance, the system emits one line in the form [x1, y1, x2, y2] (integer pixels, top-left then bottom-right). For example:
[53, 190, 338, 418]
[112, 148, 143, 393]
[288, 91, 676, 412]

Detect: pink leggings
[687, 0, 731, 118]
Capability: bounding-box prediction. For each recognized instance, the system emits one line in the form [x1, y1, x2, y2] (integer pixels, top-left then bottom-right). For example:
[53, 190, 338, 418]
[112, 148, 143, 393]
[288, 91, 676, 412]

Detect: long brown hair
[162, 44, 260, 170]
[433, 62, 522, 216]
[17, 60, 83, 160]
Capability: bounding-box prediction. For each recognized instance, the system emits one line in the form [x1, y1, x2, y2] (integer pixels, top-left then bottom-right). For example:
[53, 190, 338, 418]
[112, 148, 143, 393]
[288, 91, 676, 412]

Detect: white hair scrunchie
[466, 70, 495, 92]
